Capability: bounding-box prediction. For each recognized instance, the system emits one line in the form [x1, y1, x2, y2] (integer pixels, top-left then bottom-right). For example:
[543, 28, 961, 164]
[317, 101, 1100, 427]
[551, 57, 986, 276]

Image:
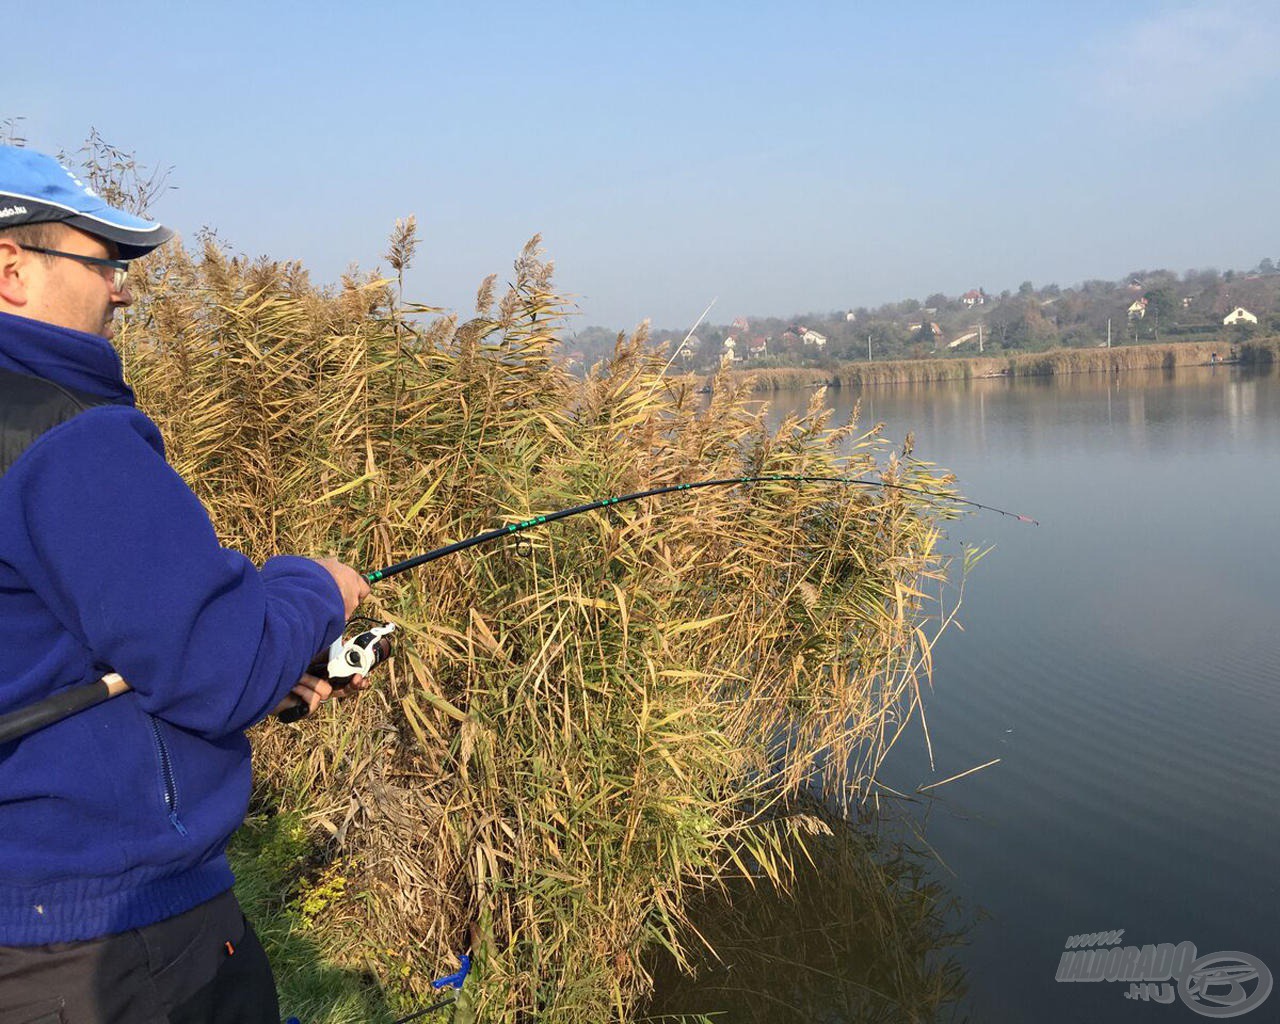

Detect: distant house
[1223, 307, 1258, 326]
[746, 337, 768, 360]
[961, 290, 984, 308]
[1181, 296, 1193, 309]
[722, 336, 739, 362]
[732, 316, 750, 332]
[801, 329, 827, 349]
[845, 310, 857, 322]
[1127, 298, 1148, 320]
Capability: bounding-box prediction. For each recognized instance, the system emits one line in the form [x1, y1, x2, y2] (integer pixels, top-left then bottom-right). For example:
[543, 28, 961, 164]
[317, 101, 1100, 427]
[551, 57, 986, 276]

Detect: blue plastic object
[430, 953, 471, 990]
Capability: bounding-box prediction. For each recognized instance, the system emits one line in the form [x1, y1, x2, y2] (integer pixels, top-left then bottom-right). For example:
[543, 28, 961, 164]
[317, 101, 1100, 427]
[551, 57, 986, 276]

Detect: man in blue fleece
[0, 145, 370, 1022]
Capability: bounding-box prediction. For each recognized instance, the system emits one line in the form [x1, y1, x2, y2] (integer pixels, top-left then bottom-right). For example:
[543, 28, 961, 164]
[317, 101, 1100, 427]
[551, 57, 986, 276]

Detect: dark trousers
[0, 890, 279, 1024]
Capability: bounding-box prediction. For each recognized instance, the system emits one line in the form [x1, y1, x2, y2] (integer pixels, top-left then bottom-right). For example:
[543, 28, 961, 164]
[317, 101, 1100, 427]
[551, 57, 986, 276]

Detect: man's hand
[314, 557, 371, 618]
[272, 671, 369, 717]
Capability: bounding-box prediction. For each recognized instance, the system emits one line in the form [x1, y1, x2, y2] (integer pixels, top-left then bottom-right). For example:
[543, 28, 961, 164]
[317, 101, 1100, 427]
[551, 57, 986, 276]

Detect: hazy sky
[8, 1, 1279, 331]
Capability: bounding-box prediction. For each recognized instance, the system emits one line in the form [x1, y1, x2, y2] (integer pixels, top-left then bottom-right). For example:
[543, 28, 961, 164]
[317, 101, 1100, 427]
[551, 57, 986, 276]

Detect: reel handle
[276, 623, 395, 723]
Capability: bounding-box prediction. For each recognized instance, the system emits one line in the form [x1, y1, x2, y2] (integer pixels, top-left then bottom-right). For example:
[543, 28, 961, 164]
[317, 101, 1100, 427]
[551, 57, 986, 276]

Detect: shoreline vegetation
[727, 337, 1280, 392]
[108, 206, 965, 1022]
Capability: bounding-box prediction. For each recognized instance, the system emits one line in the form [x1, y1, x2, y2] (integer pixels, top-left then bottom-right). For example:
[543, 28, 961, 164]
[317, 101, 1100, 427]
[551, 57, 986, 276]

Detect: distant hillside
[564, 260, 1280, 372]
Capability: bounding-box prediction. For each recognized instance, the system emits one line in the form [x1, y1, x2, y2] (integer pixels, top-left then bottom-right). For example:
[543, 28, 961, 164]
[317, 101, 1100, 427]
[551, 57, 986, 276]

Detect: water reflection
[815, 365, 1280, 461]
[734, 364, 1280, 1021]
[644, 808, 971, 1024]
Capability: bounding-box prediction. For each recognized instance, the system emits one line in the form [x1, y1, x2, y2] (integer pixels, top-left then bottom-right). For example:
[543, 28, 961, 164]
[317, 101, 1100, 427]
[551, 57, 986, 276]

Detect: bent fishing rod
[0, 473, 1035, 744]
[364, 472, 1036, 583]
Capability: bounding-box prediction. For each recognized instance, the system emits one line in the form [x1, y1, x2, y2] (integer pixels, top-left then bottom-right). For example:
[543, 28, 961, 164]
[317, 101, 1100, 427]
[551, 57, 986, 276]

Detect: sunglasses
[21, 245, 129, 293]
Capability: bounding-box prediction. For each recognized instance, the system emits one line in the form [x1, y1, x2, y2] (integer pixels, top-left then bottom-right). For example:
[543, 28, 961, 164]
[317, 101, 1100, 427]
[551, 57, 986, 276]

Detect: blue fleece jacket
[0, 310, 346, 945]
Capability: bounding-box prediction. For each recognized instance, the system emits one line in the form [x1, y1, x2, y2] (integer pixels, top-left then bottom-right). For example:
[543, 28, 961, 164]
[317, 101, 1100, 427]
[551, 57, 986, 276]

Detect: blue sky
[8, 1, 1279, 330]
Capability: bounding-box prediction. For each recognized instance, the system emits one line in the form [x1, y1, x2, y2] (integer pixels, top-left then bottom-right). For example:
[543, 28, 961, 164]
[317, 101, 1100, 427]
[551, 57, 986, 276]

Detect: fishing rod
[364, 472, 1036, 584]
[0, 473, 1035, 744]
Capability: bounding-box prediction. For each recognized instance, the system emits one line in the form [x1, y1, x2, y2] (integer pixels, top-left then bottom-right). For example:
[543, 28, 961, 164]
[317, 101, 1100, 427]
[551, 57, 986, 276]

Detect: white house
[722, 336, 739, 362]
[961, 289, 984, 308]
[1127, 298, 1148, 320]
[801, 329, 827, 349]
[1223, 307, 1258, 326]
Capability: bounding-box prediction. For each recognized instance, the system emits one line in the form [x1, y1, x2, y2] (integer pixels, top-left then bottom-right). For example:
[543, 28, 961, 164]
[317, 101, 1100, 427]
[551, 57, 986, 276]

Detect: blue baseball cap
[0, 145, 173, 260]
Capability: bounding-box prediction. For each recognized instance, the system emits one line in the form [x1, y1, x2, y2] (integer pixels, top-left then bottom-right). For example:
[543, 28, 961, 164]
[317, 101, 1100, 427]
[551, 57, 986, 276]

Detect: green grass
[229, 811, 401, 1024]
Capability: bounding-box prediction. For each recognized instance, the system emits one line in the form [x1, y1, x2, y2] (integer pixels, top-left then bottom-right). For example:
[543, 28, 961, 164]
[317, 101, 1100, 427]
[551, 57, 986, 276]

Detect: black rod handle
[0, 674, 131, 746]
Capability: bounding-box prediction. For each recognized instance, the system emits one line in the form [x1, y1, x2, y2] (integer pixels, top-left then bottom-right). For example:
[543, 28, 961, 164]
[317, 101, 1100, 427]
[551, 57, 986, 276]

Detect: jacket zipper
[148, 716, 188, 836]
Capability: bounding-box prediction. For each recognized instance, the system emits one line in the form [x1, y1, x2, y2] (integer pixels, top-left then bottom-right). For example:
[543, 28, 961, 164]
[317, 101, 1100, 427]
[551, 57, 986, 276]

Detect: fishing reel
[276, 618, 396, 723]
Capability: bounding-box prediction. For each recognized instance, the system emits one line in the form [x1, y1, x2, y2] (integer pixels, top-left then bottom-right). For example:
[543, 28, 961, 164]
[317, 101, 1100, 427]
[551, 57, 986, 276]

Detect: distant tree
[1053, 290, 1089, 325]
[1018, 280, 1035, 297]
[1042, 283, 1061, 297]
[925, 292, 949, 310]
[1183, 267, 1220, 291]
[867, 321, 907, 357]
[1260, 257, 1276, 275]
[1144, 287, 1177, 323]
[988, 297, 1058, 350]
[911, 322, 935, 346]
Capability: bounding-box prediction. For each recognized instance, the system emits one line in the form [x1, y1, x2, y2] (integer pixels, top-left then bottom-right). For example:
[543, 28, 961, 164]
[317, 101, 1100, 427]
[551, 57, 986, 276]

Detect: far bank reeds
[114, 232, 960, 1023]
[739, 337, 1280, 391]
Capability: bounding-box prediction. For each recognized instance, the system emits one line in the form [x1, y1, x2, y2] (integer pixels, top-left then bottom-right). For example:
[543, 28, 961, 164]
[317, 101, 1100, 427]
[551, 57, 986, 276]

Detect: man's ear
[0, 238, 30, 308]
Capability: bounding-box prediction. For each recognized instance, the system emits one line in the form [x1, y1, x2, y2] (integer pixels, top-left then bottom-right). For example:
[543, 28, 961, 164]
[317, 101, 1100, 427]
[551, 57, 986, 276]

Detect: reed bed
[116, 234, 958, 1023]
[739, 337, 1280, 392]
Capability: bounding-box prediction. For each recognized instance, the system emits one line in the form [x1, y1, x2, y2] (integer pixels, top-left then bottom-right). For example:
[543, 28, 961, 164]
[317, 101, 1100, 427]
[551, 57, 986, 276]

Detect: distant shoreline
[722, 337, 1280, 392]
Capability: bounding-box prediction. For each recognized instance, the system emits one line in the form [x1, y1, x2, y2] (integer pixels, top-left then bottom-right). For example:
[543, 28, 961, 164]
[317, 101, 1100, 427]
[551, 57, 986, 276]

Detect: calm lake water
[653, 365, 1280, 1022]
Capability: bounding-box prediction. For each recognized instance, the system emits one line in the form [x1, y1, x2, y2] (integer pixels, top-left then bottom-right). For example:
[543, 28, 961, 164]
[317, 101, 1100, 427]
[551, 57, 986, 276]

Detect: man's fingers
[338, 674, 368, 695]
[295, 674, 332, 712]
